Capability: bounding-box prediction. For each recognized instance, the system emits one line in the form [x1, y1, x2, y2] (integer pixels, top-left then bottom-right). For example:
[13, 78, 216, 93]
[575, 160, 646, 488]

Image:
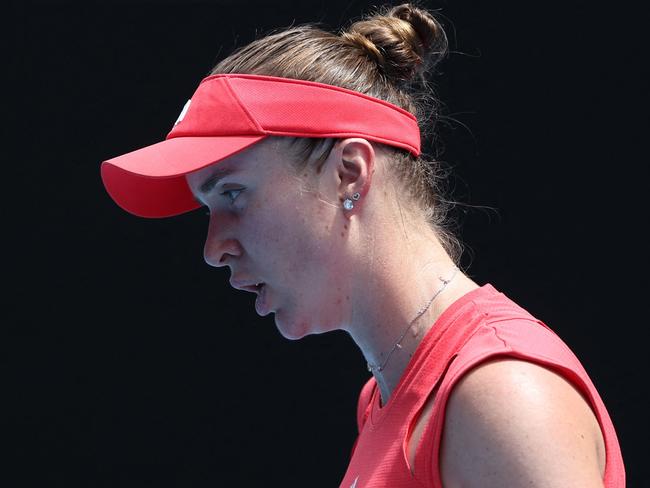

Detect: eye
[221, 189, 243, 204]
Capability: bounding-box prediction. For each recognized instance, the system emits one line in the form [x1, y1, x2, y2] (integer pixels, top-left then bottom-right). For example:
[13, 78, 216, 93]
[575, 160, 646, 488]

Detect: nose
[203, 214, 243, 268]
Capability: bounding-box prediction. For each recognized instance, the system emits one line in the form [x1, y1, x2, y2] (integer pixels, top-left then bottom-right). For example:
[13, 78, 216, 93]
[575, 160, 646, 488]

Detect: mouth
[254, 283, 271, 316]
[237, 282, 265, 295]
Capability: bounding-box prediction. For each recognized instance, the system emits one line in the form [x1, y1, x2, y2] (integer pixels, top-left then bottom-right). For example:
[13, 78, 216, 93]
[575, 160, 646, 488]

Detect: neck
[344, 228, 479, 407]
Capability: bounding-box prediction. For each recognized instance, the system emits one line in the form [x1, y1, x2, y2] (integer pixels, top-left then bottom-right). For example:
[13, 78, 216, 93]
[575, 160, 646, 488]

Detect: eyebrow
[198, 166, 240, 195]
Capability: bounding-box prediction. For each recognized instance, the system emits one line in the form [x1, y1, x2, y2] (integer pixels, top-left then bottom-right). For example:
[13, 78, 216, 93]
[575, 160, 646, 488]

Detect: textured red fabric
[339, 283, 625, 488]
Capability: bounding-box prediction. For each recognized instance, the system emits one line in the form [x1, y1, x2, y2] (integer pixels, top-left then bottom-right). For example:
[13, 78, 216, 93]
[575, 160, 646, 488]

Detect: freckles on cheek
[255, 193, 334, 276]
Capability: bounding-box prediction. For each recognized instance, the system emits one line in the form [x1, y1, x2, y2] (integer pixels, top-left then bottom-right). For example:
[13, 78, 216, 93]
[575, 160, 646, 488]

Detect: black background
[8, 1, 647, 486]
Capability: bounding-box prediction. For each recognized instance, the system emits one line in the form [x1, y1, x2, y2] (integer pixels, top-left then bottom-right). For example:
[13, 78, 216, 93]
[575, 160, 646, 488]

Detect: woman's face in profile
[186, 139, 351, 339]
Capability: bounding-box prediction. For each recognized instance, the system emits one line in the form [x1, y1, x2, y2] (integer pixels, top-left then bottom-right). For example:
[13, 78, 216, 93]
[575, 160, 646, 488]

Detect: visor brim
[100, 135, 265, 218]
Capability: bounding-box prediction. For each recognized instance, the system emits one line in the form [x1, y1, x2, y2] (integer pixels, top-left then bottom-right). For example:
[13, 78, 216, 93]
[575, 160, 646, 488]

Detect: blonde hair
[209, 3, 463, 265]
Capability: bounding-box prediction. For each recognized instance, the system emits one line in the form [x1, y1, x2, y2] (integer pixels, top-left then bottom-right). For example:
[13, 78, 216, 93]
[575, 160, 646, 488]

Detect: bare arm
[439, 358, 606, 488]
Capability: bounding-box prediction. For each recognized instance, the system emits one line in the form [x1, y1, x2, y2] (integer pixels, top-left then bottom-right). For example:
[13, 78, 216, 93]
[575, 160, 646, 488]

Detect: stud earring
[343, 192, 361, 210]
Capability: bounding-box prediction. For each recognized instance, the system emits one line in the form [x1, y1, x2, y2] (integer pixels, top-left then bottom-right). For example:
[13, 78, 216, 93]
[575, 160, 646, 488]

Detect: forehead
[185, 138, 291, 192]
[186, 160, 239, 189]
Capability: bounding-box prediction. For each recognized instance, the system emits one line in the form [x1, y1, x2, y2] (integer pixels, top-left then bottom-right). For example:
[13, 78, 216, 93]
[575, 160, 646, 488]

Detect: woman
[100, 4, 624, 487]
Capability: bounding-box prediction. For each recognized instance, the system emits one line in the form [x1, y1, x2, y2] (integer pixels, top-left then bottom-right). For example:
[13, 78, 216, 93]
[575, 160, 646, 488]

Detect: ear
[333, 138, 375, 207]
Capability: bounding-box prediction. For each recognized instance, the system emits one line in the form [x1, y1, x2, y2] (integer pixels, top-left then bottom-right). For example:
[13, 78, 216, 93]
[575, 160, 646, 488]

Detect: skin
[186, 137, 606, 487]
[437, 358, 607, 487]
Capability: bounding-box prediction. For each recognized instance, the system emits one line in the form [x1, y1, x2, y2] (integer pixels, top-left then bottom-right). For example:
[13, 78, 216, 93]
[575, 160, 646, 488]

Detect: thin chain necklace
[366, 265, 460, 374]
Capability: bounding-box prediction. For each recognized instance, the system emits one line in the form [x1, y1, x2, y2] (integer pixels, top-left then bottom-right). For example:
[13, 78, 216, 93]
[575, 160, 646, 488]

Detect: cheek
[286, 219, 348, 309]
[247, 188, 345, 288]
[253, 189, 328, 251]
[243, 198, 315, 267]
[253, 199, 350, 332]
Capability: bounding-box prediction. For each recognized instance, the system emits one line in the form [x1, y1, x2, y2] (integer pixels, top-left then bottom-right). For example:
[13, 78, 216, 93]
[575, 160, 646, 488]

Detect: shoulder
[440, 358, 606, 488]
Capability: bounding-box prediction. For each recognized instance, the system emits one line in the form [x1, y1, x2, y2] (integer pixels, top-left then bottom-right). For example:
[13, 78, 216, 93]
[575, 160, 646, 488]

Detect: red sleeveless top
[338, 283, 625, 487]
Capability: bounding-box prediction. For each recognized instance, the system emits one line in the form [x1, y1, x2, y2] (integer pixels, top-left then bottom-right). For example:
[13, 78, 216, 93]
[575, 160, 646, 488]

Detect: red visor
[100, 74, 421, 218]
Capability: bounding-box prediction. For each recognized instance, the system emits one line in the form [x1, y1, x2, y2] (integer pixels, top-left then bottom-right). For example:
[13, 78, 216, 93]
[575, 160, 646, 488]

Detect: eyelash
[221, 189, 243, 204]
[203, 189, 244, 216]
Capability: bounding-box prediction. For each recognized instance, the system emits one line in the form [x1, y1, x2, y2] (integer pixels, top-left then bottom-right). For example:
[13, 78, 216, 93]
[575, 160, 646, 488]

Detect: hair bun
[341, 3, 448, 82]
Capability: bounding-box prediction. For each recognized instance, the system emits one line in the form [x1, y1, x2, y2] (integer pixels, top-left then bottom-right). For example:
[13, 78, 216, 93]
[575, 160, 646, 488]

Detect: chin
[274, 310, 335, 340]
[274, 311, 317, 341]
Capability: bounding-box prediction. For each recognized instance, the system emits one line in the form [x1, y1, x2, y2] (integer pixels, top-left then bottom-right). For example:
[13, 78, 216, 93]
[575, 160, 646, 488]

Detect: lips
[230, 277, 271, 315]
[230, 278, 265, 295]
[254, 284, 271, 316]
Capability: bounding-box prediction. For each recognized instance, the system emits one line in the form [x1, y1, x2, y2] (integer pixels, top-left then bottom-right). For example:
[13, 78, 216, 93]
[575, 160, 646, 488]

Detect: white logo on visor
[174, 99, 191, 126]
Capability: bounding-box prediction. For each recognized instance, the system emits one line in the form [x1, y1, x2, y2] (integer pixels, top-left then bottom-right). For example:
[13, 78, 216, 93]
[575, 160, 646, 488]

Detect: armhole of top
[404, 355, 458, 481]
[356, 378, 377, 433]
[349, 378, 377, 461]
